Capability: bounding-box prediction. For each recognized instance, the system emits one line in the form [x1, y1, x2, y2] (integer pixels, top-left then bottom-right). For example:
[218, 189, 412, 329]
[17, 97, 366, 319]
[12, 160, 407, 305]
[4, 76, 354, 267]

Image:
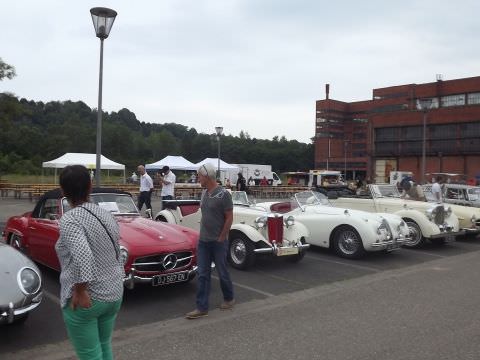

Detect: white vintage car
[328, 184, 463, 247]
[154, 191, 310, 270]
[421, 184, 480, 235]
[256, 191, 411, 259]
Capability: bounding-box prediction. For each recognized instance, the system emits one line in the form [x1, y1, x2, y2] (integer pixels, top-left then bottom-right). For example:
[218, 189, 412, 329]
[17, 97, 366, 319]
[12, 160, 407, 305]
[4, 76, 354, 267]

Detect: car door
[27, 198, 61, 269]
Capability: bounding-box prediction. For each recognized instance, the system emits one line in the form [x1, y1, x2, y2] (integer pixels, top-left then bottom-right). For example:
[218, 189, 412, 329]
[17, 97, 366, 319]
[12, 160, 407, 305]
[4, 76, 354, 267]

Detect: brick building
[315, 76, 480, 183]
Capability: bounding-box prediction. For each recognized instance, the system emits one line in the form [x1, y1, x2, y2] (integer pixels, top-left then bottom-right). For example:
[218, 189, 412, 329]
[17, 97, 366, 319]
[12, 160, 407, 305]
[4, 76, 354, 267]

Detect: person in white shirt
[137, 165, 154, 213]
[431, 176, 443, 203]
[160, 166, 176, 209]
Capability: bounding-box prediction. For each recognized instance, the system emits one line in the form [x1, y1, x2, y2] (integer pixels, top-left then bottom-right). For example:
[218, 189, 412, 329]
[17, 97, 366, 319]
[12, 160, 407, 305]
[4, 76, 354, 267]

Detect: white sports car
[329, 184, 464, 247]
[154, 191, 310, 270]
[256, 191, 411, 259]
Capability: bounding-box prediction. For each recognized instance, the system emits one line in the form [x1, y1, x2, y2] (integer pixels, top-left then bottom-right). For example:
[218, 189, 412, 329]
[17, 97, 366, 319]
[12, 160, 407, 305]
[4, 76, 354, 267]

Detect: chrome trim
[370, 235, 409, 248]
[254, 242, 310, 255]
[123, 266, 198, 290]
[429, 230, 464, 239]
[1, 299, 43, 323]
[16, 266, 42, 296]
[132, 255, 193, 266]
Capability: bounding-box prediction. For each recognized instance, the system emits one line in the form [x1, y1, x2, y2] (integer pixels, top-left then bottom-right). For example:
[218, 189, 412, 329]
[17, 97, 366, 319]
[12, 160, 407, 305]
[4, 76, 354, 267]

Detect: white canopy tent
[42, 153, 126, 183]
[194, 158, 239, 171]
[145, 155, 197, 171]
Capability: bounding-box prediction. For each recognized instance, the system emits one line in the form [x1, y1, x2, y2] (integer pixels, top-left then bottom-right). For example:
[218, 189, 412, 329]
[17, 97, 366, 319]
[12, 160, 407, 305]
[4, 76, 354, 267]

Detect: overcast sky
[2, 0, 479, 143]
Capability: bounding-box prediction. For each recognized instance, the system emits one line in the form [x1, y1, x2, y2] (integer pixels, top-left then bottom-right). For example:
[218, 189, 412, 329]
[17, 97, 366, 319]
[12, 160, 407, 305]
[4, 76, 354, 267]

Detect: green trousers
[62, 299, 122, 360]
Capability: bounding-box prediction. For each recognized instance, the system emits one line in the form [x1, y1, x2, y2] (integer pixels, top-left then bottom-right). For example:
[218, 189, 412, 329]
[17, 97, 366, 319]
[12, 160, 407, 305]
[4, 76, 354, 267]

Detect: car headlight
[120, 246, 129, 265]
[17, 267, 41, 295]
[444, 206, 452, 217]
[254, 216, 268, 229]
[426, 207, 437, 221]
[376, 219, 392, 240]
[284, 215, 295, 227]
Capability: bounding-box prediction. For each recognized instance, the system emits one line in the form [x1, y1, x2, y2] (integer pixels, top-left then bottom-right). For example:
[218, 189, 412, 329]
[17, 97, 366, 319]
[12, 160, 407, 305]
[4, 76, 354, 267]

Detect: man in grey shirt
[186, 163, 234, 319]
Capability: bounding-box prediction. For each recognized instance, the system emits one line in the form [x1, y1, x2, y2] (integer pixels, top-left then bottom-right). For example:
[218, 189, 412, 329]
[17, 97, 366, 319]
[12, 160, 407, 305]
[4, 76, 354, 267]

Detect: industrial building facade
[315, 76, 480, 183]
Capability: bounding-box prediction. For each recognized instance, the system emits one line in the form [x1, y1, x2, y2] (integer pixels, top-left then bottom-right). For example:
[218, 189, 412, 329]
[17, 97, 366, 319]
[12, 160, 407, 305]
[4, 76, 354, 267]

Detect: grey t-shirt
[199, 187, 233, 242]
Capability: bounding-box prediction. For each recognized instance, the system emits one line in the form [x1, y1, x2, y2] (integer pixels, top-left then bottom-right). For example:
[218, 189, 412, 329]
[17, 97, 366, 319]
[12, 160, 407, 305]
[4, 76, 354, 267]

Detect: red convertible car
[2, 188, 199, 289]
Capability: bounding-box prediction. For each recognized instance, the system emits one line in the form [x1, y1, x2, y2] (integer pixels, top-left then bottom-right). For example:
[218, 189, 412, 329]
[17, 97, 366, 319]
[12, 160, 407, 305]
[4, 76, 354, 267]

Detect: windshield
[90, 193, 139, 215]
[468, 187, 480, 200]
[231, 191, 250, 206]
[294, 190, 330, 207]
[61, 193, 139, 215]
[370, 184, 402, 199]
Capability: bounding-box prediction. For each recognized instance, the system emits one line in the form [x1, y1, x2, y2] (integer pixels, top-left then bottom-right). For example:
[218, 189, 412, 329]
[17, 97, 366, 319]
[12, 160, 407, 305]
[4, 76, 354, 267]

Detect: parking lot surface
[2, 197, 480, 359]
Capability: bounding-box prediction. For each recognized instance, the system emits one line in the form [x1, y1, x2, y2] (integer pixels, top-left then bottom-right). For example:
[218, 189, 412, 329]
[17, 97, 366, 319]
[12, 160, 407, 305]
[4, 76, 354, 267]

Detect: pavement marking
[402, 249, 446, 258]
[212, 274, 275, 297]
[304, 254, 381, 272]
[42, 289, 61, 305]
[255, 271, 311, 287]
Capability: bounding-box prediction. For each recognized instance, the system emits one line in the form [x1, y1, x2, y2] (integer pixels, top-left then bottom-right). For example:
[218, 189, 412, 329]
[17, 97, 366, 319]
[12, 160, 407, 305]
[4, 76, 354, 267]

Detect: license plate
[277, 247, 299, 256]
[152, 271, 188, 286]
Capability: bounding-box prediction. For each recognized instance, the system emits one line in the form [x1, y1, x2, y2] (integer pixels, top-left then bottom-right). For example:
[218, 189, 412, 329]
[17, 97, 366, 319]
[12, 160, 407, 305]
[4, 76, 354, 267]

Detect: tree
[0, 58, 16, 81]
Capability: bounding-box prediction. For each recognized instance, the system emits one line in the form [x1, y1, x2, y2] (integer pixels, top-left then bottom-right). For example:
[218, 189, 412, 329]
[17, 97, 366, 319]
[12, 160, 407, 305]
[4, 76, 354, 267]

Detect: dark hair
[59, 165, 91, 205]
[162, 165, 170, 172]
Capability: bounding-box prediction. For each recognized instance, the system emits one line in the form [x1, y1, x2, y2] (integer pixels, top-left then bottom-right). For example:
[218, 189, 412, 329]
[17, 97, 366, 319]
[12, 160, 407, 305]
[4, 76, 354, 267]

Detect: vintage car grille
[133, 251, 193, 272]
[267, 215, 284, 244]
[433, 205, 446, 225]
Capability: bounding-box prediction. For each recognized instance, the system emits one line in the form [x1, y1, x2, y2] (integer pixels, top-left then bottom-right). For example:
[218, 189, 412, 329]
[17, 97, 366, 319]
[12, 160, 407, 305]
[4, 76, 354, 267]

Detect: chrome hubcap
[406, 223, 422, 246]
[230, 239, 246, 264]
[338, 230, 359, 255]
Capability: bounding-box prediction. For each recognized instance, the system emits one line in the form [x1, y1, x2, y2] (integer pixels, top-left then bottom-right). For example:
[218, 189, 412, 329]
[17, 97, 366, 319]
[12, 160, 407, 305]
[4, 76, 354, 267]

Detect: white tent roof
[42, 153, 125, 170]
[146, 155, 197, 171]
[195, 158, 239, 171]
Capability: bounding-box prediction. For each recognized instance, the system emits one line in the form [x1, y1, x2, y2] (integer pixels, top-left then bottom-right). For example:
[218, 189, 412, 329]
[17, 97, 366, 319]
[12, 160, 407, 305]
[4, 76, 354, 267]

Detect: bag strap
[79, 206, 119, 261]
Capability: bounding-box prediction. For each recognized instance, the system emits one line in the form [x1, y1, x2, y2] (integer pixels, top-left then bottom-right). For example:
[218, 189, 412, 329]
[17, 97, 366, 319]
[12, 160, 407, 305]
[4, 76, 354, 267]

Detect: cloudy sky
[2, 0, 479, 143]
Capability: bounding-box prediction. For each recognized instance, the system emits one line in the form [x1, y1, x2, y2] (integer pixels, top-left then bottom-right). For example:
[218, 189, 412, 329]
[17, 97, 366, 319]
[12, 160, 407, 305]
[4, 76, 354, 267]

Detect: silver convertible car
[0, 242, 42, 324]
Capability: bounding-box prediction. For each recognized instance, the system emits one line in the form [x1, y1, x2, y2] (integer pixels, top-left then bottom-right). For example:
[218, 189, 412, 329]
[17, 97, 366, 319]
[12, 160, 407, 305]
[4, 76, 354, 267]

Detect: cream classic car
[154, 191, 310, 270]
[421, 184, 480, 235]
[256, 191, 411, 259]
[328, 184, 463, 247]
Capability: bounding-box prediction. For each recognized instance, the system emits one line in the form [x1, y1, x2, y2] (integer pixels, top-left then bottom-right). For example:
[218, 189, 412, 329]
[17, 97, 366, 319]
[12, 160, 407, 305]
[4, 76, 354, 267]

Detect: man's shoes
[185, 309, 208, 319]
[220, 299, 235, 310]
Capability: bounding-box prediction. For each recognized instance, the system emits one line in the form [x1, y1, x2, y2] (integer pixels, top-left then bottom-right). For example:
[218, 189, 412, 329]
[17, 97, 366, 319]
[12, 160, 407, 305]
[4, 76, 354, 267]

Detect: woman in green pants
[56, 165, 124, 360]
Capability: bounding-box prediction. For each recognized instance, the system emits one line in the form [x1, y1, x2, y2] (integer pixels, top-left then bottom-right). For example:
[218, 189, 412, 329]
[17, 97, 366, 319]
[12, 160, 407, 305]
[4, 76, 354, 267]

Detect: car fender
[154, 209, 179, 224]
[284, 222, 309, 243]
[394, 208, 459, 237]
[230, 223, 269, 246]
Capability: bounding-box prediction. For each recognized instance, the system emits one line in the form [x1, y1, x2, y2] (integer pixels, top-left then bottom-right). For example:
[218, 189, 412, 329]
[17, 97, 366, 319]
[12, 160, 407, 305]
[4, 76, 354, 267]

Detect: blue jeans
[196, 240, 234, 312]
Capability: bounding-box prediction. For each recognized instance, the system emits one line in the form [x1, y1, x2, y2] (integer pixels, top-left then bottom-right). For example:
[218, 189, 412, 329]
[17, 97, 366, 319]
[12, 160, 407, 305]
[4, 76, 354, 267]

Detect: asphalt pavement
[2, 196, 480, 360]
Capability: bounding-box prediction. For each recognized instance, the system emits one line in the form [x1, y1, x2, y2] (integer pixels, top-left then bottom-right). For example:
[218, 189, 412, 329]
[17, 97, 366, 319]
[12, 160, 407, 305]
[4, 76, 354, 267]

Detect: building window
[376, 127, 398, 141]
[429, 124, 457, 140]
[416, 97, 439, 110]
[460, 122, 480, 138]
[353, 118, 368, 123]
[402, 126, 422, 141]
[467, 93, 480, 105]
[440, 94, 465, 107]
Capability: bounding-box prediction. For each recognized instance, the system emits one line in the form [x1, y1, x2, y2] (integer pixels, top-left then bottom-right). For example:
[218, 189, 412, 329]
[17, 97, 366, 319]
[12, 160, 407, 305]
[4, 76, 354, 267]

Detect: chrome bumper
[123, 266, 198, 290]
[1, 294, 42, 324]
[429, 229, 465, 239]
[462, 227, 480, 234]
[370, 235, 410, 250]
[254, 242, 310, 255]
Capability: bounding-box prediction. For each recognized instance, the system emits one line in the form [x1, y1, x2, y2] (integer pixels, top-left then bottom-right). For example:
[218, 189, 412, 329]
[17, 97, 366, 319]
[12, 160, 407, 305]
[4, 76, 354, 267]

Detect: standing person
[186, 163, 234, 319]
[248, 176, 255, 186]
[55, 165, 124, 360]
[137, 165, 154, 214]
[236, 172, 246, 191]
[159, 165, 176, 209]
[431, 176, 443, 203]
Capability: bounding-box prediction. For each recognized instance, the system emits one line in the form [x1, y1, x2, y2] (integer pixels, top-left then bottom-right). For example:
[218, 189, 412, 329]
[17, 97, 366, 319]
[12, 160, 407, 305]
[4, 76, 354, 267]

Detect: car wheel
[228, 233, 255, 270]
[287, 237, 307, 263]
[155, 215, 167, 222]
[403, 219, 425, 248]
[333, 226, 365, 259]
[9, 233, 25, 252]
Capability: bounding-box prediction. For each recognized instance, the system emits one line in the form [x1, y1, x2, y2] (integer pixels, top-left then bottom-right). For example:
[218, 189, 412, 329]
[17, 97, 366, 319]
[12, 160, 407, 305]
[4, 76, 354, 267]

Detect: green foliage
[0, 93, 314, 175]
[0, 58, 16, 81]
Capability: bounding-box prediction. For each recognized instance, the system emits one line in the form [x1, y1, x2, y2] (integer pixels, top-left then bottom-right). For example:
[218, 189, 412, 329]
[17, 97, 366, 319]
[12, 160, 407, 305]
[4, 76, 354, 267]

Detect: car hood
[0, 244, 39, 305]
[116, 216, 196, 250]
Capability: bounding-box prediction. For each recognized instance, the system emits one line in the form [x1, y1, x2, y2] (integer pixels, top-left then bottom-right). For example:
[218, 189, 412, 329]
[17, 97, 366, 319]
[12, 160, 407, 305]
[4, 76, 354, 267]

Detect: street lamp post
[417, 99, 433, 184]
[215, 126, 223, 180]
[90, 7, 117, 187]
[344, 140, 349, 180]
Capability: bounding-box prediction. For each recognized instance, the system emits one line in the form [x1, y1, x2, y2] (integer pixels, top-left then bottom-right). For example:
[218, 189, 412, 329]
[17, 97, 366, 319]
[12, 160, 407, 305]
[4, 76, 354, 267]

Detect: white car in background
[154, 192, 310, 270]
[422, 183, 480, 235]
[328, 184, 463, 247]
[256, 191, 411, 259]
